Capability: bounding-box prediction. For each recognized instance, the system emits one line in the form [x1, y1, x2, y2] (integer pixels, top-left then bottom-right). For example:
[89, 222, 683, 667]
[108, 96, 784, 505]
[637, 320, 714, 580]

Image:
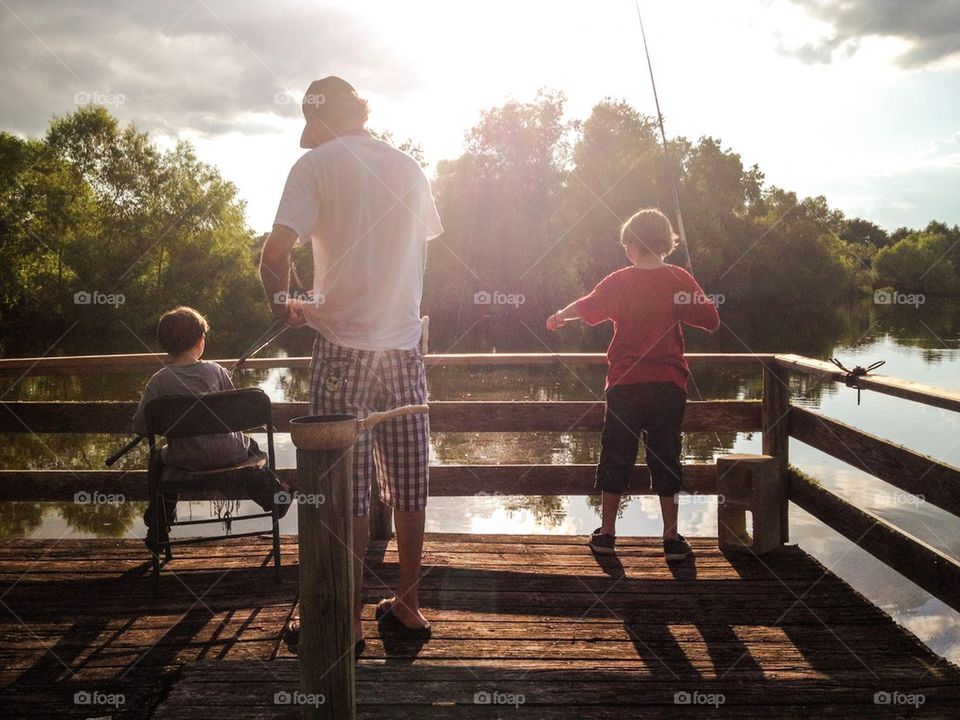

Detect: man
[260, 76, 442, 650]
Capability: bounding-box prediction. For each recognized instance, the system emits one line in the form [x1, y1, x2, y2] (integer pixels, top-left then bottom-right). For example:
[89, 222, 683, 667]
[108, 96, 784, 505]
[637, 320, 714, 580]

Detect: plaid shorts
[308, 334, 429, 516]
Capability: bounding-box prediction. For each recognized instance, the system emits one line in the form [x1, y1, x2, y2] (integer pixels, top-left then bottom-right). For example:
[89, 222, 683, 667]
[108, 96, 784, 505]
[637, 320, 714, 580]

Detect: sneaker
[588, 527, 616, 555]
[663, 534, 692, 562]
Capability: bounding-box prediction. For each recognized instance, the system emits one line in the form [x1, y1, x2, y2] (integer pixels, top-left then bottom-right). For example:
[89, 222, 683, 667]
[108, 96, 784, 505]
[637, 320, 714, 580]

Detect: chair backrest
[144, 388, 272, 438]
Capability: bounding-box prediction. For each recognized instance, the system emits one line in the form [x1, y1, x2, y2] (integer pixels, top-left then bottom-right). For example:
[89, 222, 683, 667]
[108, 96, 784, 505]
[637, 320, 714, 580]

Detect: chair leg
[271, 503, 281, 583]
[150, 493, 161, 596]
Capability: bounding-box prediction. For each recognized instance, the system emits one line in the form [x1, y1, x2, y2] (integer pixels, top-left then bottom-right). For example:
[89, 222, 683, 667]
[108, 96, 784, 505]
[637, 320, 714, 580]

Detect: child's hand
[546, 312, 565, 332]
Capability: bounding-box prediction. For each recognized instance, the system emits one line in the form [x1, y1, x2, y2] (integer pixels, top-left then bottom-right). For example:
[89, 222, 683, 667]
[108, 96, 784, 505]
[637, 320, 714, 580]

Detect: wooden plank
[790, 406, 960, 517]
[775, 353, 960, 413]
[789, 468, 960, 613]
[0, 352, 774, 376]
[3, 533, 960, 720]
[0, 399, 760, 433]
[0, 463, 718, 501]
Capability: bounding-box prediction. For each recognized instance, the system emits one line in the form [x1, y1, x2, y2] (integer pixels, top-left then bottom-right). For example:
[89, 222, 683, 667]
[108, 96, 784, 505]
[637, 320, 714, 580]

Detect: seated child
[133, 306, 287, 552]
[546, 208, 720, 562]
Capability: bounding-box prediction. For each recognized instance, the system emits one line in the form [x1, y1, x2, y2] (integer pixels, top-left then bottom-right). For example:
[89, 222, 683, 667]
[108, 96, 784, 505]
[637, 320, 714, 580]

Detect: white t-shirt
[274, 134, 443, 350]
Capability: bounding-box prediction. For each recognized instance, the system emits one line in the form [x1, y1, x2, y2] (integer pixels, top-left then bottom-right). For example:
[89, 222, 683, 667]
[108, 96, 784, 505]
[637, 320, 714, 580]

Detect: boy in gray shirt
[134, 306, 283, 550]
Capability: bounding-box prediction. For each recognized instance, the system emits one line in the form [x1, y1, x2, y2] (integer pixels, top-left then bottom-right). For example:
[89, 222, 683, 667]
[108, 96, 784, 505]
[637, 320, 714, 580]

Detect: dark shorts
[595, 382, 687, 497]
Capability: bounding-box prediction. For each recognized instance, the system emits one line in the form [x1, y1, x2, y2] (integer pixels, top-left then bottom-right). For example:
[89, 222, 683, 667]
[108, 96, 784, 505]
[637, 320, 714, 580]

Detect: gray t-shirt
[133, 361, 251, 470]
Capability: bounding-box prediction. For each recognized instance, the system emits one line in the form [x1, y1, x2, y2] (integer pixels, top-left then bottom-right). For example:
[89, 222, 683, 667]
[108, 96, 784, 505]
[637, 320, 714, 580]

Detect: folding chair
[144, 388, 284, 590]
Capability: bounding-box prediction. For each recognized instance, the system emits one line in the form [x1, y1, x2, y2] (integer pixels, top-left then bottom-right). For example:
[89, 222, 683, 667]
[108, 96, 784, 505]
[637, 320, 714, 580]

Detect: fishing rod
[634, 2, 728, 457]
[635, 1, 692, 273]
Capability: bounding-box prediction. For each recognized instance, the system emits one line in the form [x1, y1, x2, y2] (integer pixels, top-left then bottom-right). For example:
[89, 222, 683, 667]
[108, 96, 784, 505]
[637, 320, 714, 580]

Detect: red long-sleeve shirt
[575, 265, 720, 391]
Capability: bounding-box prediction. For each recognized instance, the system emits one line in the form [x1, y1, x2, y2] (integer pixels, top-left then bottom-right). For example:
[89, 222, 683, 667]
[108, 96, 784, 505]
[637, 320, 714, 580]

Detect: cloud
[925, 130, 960, 167]
[0, 0, 418, 138]
[781, 0, 960, 67]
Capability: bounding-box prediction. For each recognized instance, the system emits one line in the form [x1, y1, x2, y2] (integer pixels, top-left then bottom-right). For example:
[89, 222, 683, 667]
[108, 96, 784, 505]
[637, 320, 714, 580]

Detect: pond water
[2, 298, 959, 663]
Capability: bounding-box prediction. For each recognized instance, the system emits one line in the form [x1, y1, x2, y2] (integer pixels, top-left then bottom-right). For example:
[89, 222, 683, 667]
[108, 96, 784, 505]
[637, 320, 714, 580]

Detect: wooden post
[717, 454, 781, 554]
[762, 364, 791, 543]
[295, 447, 356, 720]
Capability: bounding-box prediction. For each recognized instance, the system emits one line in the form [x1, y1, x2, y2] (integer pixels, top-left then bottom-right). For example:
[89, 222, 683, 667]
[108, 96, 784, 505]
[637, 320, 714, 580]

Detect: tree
[841, 217, 890, 249]
[874, 231, 957, 295]
[423, 90, 573, 351]
[0, 106, 264, 355]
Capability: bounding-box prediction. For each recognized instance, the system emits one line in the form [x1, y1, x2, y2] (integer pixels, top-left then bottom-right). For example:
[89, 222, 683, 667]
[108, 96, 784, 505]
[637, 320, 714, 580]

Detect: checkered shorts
[308, 334, 429, 516]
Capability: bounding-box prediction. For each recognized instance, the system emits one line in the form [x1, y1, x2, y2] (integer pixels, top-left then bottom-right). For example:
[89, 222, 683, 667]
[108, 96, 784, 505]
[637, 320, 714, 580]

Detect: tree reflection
[57, 500, 140, 538]
[503, 495, 567, 528]
[0, 502, 44, 539]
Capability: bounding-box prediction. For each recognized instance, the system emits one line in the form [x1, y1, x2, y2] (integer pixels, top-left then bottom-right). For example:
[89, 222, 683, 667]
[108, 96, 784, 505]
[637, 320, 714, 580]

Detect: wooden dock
[2, 534, 959, 719]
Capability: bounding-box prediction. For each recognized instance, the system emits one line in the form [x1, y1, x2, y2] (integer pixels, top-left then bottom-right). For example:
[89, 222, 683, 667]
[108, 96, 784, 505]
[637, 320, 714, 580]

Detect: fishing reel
[830, 358, 886, 405]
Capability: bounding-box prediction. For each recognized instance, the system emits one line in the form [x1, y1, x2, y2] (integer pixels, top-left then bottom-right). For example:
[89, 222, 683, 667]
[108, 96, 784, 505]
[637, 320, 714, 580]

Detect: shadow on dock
[2, 534, 959, 718]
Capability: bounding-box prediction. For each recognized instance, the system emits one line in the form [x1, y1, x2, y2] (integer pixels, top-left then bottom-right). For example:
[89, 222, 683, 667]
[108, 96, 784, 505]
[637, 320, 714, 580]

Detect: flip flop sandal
[375, 600, 432, 639]
[284, 618, 366, 657]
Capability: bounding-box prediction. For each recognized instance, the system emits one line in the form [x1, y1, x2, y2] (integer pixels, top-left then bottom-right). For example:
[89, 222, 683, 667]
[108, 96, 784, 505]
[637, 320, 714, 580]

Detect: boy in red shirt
[546, 208, 720, 561]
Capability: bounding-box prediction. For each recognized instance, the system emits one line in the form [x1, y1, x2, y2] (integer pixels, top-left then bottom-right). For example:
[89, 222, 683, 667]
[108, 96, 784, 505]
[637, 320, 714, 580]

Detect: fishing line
[634, 1, 725, 456]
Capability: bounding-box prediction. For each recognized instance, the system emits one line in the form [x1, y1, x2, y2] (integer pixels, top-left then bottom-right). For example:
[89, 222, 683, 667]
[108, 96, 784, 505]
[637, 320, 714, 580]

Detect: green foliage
[0, 106, 263, 355]
[841, 217, 890, 248]
[874, 230, 958, 294]
[2, 99, 955, 358]
[425, 93, 898, 351]
[424, 90, 574, 350]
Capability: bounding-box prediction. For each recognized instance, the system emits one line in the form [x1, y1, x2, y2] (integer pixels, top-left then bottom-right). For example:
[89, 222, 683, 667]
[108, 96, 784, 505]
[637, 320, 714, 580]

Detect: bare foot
[377, 596, 429, 629]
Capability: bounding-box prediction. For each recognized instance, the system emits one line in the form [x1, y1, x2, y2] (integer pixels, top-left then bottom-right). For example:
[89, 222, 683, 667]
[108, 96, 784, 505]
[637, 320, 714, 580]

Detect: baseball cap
[299, 76, 362, 147]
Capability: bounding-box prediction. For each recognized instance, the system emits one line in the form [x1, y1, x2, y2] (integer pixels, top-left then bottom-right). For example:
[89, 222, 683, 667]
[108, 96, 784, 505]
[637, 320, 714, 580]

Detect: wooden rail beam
[0, 464, 718, 502]
[0, 352, 776, 376]
[0, 400, 761, 434]
[789, 468, 960, 613]
[775, 354, 960, 413]
[790, 406, 960, 517]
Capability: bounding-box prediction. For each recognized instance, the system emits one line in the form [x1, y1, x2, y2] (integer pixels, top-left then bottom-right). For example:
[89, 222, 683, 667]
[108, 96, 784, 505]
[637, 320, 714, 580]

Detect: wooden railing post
[295, 447, 356, 720]
[762, 364, 791, 543]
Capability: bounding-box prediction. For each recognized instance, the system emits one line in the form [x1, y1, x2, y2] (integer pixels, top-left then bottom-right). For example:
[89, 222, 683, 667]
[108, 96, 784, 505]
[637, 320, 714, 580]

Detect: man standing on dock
[260, 76, 443, 650]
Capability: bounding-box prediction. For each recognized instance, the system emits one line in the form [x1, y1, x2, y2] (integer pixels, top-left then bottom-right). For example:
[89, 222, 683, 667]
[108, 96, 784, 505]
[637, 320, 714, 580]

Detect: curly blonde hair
[620, 208, 678, 258]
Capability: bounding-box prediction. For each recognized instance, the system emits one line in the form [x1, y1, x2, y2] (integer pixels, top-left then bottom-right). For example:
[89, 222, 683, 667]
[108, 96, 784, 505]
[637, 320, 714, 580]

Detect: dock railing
[1, 351, 958, 612]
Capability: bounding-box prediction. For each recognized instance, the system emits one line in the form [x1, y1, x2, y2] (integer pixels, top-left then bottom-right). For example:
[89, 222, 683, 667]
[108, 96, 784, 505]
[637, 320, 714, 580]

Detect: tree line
[1, 97, 957, 356]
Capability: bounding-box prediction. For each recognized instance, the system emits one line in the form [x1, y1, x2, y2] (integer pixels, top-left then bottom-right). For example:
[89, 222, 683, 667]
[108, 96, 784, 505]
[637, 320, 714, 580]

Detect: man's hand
[271, 295, 308, 328]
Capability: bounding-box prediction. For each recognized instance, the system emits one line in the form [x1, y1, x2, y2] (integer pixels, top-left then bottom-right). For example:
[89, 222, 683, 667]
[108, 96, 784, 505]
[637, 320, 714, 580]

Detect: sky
[1, 0, 958, 233]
